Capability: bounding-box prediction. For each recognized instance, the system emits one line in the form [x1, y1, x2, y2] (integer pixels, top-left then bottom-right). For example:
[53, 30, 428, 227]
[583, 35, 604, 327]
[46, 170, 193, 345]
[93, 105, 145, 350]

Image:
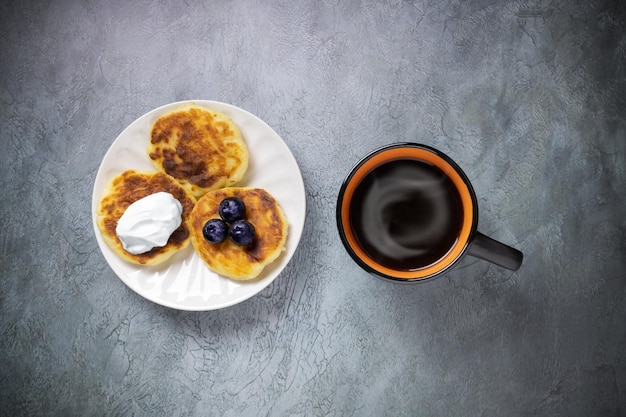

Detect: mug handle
[467, 231, 523, 271]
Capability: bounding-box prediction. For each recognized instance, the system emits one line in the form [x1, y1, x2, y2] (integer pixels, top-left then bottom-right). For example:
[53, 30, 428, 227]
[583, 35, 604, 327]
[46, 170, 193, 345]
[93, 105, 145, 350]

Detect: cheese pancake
[190, 188, 288, 280]
[148, 104, 249, 197]
[96, 170, 196, 265]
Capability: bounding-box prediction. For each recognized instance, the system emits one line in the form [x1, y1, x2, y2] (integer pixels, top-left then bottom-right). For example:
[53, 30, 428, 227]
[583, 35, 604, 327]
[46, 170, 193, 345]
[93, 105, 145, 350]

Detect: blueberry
[228, 220, 256, 246]
[202, 219, 228, 244]
[219, 197, 246, 223]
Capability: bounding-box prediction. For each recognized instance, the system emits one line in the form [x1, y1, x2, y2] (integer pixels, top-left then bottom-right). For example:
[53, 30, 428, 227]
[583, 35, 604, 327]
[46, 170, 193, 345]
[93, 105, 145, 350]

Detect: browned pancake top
[98, 170, 196, 264]
[190, 188, 288, 279]
[148, 107, 247, 192]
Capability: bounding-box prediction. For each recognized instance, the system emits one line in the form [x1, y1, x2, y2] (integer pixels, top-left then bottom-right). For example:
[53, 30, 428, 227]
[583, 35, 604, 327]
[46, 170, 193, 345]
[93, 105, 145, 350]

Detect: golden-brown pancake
[96, 170, 196, 265]
[148, 104, 249, 197]
[189, 188, 288, 280]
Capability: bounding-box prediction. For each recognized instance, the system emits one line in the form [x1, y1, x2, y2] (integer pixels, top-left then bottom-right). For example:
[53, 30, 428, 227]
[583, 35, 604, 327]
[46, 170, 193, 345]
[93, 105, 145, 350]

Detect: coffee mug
[336, 143, 523, 282]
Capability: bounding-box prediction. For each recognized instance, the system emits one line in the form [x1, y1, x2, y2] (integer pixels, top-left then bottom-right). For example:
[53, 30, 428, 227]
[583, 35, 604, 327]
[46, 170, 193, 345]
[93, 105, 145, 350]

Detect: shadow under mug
[336, 143, 523, 282]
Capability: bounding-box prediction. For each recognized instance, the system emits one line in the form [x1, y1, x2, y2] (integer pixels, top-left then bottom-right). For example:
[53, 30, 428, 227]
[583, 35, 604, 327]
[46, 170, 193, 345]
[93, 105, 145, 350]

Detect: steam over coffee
[349, 159, 463, 270]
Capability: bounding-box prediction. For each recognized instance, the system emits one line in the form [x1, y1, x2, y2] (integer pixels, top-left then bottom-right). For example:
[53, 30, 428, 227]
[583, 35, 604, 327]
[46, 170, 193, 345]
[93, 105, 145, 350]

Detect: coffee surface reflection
[349, 159, 463, 270]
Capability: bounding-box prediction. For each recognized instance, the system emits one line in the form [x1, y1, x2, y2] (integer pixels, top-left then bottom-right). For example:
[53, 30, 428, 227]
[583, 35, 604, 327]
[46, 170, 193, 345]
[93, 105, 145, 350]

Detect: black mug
[336, 143, 523, 282]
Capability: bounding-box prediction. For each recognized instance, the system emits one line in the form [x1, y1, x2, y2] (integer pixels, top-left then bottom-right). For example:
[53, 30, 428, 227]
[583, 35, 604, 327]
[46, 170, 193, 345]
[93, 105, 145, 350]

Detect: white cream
[115, 192, 183, 255]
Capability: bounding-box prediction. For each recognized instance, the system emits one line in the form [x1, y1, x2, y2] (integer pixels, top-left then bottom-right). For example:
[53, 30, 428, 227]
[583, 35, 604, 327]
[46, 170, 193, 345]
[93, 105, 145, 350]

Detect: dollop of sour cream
[116, 192, 183, 255]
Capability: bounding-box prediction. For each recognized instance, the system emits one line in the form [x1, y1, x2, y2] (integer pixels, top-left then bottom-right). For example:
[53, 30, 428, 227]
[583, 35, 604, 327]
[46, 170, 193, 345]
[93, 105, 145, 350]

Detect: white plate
[91, 100, 306, 311]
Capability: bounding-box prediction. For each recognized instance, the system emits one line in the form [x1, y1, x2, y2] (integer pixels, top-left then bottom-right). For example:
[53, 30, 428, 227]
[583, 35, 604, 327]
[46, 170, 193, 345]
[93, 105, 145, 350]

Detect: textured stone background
[1, 0, 625, 416]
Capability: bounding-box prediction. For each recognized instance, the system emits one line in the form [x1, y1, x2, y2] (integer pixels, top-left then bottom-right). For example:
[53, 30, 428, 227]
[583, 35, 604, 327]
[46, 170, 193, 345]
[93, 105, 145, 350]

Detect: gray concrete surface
[1, 0, 625, 416]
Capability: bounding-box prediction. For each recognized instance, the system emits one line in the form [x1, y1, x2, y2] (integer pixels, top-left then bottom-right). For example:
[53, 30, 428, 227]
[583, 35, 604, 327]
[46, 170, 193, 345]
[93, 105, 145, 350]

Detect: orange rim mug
[336, 143, 523, 282]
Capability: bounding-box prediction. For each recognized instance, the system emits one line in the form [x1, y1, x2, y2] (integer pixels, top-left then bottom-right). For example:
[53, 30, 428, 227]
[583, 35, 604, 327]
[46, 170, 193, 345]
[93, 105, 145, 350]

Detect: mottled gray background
[1, 0, 625, 416]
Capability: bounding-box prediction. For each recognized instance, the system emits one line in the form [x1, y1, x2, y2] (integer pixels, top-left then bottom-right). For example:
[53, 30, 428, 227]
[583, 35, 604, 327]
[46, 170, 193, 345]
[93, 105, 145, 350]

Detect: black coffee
[350, 158, 463, 270]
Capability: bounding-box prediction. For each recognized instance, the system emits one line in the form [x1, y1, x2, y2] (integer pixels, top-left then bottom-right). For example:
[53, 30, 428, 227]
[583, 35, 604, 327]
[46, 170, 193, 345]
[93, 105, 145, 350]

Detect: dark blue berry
[202, 219, 228, 244]
[228, 220, 256, 246]
[219, 197, 246, 223]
